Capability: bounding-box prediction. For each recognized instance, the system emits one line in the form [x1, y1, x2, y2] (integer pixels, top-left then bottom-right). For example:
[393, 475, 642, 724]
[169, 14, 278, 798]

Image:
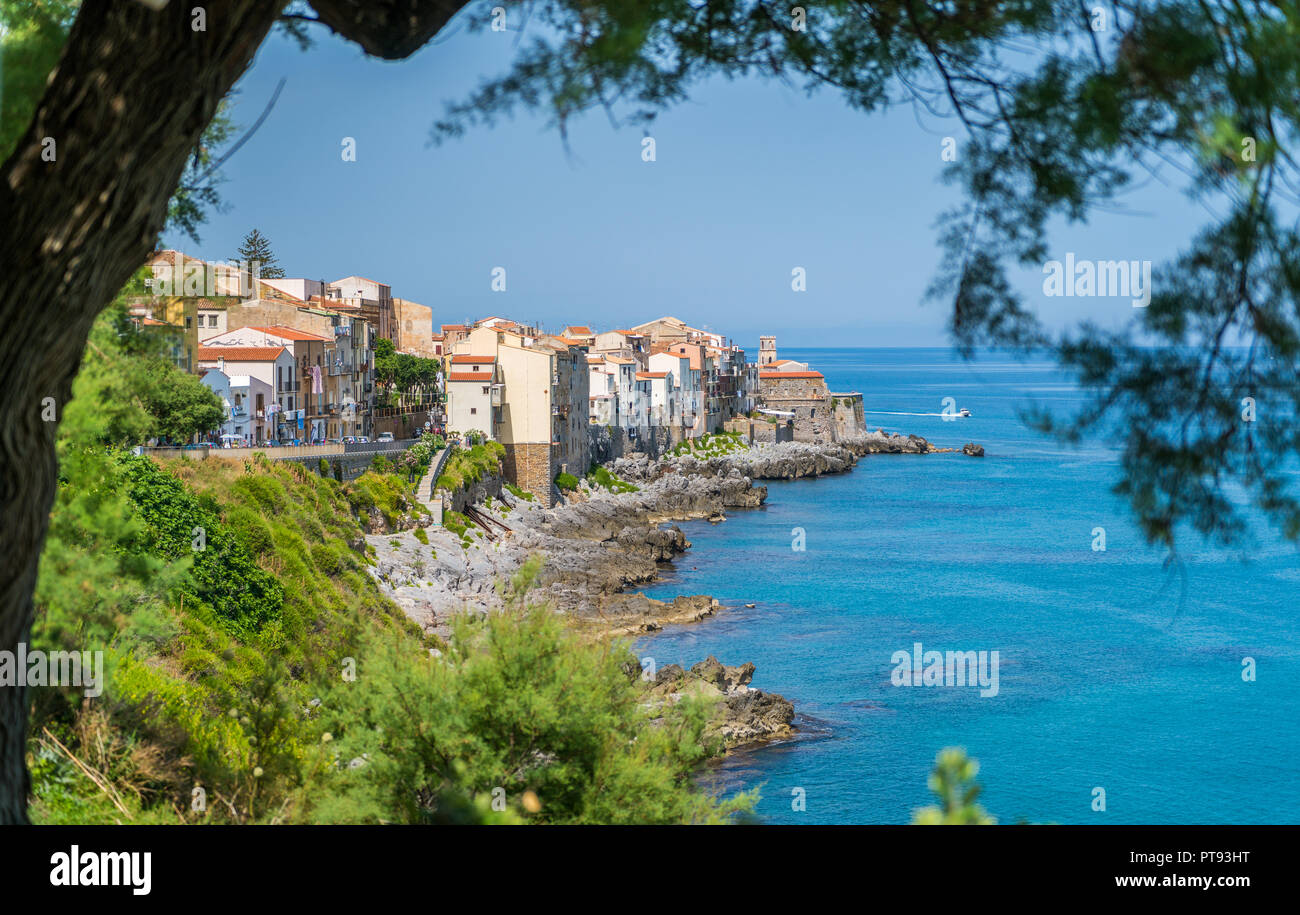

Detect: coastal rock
[961, 442, 985, 457]
[645, 656, 795, 748]
[843, 430, 935, 455]
[366, 437, 935, 638]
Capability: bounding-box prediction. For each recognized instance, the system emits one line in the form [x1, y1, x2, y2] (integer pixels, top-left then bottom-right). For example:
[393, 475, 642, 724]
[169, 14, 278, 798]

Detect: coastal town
[134, 249, 874, 506]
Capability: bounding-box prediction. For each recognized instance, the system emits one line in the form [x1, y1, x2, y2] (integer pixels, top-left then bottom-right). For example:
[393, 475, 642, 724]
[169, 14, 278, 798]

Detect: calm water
[638, 348, 1300, 824]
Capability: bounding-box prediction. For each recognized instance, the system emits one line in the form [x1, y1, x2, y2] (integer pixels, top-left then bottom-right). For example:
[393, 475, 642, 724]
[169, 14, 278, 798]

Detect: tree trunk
[0, 0, 470, 824]
[0, 0, 286, 824]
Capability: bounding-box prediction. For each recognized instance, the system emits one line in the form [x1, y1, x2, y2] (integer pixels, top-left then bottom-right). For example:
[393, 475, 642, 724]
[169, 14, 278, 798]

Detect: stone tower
[759, 335, 776, 366]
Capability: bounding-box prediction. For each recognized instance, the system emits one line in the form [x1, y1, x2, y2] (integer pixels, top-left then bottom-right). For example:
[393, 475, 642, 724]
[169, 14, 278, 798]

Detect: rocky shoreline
[367, 432, 975, 747]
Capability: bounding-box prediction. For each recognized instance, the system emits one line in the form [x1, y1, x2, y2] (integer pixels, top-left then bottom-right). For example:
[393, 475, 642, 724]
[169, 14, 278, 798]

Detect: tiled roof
[448, 372, 493, 382]
[198, 346, 287, 362]
[249, 325, 331, 342]
[451, 355, 495, 364]
[760, 370, 823, 379]
[564, 325, 594, 335]
[636, 371, 669, 379]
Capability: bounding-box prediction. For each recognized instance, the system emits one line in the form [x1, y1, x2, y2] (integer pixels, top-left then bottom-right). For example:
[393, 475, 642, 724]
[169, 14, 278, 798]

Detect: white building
[446, 354, 499, 440]
[200, 368, 275, 445]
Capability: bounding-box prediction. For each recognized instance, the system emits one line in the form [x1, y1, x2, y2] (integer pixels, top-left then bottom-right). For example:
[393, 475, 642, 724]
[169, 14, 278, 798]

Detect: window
[208, 314, 218, 327]
[470, 407, 477, 415]
[482, 386, 489, 395]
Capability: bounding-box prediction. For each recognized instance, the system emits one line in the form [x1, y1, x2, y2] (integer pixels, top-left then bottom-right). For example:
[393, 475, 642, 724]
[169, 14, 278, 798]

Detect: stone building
[393, 297, 436, 358]
[451, 325, 589, 505]
[759, 369, 866, 443]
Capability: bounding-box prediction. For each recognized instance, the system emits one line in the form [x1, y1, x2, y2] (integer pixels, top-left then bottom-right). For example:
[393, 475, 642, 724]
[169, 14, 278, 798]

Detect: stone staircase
[417, 445, 452, 523]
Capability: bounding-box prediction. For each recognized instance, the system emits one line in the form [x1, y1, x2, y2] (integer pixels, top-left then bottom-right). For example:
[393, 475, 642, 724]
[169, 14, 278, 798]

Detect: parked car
[342, 436, 357, 444]
[377, 432, 394, 443]
[357, 436, 370, 444]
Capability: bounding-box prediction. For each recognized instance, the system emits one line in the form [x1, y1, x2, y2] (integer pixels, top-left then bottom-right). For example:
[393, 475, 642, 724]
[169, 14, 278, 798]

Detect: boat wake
[862, 410, 971, 417]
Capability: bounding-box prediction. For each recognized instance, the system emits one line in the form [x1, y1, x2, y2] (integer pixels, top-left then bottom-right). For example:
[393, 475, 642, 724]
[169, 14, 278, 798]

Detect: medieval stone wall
[503, 441, 555, 507]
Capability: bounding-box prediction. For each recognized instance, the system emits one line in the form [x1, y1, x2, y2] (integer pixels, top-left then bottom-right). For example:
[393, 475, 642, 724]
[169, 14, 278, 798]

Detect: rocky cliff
[642, 656, 796, 748]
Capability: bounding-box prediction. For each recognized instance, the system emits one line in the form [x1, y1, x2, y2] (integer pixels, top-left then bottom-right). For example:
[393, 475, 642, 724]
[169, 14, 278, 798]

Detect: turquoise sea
[637, 348, 1300, 824]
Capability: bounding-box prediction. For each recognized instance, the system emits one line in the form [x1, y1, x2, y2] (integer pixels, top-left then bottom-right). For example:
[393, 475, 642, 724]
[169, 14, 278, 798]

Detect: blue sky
[174, 12, 1209, 349]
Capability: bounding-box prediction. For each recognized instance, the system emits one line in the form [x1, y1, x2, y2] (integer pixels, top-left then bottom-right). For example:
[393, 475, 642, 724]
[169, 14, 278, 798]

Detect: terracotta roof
[604, 356, 635, 365]
[451, 355, 495, 364]
[564, 325, 594, 335]
[760, 370, 823, 379]
[448, 372, 493, 382]
[249, 325, 331, 342]
[198, 346, 287, 362]
[636, 371, 669, 379]
[441, 324, 468, 333]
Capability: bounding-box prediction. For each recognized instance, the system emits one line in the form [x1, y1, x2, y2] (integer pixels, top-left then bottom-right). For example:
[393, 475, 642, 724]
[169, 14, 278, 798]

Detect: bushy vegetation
[435, 441, 505, 494]
[31, 443, 422, 823]
[65, 283, 224, 446]
[301, 560, 755, 824]
[344, 471, 425, 531]
[442, 510, 473, 547]
[504, 482, 534, 502]
[397, 430, 445, 483]
[586, 465, 638, 493]
[670, 431, 744, 458]
[373, 338, 441, 410]
[912, 748, 997, 825]
[554, 471, 580, 493]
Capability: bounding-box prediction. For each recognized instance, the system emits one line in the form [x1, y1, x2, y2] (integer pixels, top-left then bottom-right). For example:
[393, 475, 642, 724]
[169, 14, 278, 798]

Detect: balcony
[490, 383, 504, 407]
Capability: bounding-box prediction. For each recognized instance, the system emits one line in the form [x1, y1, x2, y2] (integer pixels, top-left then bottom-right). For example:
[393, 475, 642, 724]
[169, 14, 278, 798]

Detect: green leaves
[307, 568, 754, 824]
[912, 747, 996, 825]
[0, 0, 77, 163]
[119, 454, 286, 639]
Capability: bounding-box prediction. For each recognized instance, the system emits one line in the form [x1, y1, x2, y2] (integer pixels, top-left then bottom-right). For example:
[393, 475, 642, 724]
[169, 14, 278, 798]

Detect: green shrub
[118, 454, 284, 639]
[554, 472, 580, 493]
[436, 441, 505, 494]
[413, 527, 429, 544]
[505, 482, 534, 502]
[586, 465, 638, 493]
[443, 510, 470, 540]
[912, 748, 997, 825]
[302, 560, 757, 825]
